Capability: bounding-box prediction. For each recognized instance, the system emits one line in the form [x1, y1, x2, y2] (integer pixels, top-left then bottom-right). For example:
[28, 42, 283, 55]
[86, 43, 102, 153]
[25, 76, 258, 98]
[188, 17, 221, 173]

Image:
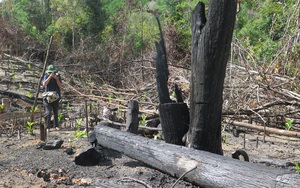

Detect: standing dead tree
[186, 1, 237, 154]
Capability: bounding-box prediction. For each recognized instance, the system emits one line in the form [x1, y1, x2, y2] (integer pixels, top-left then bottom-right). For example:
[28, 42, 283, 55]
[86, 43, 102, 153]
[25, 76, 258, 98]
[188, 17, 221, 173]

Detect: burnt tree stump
[158, 103, 189, 145]
[40, 123, 46, 141]
[125, 100, 139, 134]
[155, 16, 189, 145]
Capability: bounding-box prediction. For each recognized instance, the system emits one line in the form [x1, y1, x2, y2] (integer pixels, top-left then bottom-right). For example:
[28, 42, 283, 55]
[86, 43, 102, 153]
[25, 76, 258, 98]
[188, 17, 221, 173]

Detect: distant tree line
[0, 0, 299, 74]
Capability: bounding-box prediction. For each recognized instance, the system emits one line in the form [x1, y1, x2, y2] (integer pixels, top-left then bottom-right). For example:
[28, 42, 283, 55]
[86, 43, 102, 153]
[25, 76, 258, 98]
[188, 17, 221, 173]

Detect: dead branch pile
[223, 63, 300, 131]
[2, 50, 300, 135]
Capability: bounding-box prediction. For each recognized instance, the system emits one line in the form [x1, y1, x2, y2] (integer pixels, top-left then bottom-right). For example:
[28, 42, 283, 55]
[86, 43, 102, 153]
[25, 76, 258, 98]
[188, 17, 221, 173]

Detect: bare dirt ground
[0, 128, 200, 188]
[0, 124, 299, 188]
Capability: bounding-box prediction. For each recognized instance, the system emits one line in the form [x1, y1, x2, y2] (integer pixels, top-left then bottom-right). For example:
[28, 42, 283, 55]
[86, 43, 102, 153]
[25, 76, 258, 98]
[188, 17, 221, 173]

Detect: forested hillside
[0, 0, 299, 107]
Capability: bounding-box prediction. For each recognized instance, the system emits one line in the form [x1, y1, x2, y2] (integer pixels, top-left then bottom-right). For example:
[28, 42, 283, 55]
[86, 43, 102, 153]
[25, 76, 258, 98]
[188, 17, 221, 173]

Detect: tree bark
[187, 1, 237, 154]
[94, 125, 300, 188]
[125, 100, 139, 134]
[155, 16, 171, 105]
[155, 16, 190, 145]
[158, 103, 189, 145]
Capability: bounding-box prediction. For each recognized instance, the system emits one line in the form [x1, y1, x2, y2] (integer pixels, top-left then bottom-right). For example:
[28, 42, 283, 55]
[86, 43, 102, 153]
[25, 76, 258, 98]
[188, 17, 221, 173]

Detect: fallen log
[94, 124, 300, 188]
[229, 121, 300, 138]
[0, 90, 43, 104]
[0, 111, 43, 120]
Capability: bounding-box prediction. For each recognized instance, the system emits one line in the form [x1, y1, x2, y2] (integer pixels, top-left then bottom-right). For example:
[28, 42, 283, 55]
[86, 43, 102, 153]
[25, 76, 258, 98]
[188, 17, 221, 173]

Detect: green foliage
[118, 106, 123, 117]
[171, 91, 176, 98]
[141, 95, 146, 103]
[18, 83, 22, 88]
[50, 0, 106, 49]
[139, 114, 147, 126]
[285, 118, 294, 131]
[74, 118, 87, 139]
[66, 102, 70, 111]
[236, 0, 299, 63]
[3, 0, 52, 40]
[75, 118, 83, 129]
[295, 162, 300, 174]
[127, 12, 158, 52]
[30, 106, 38, 113]
[221, 127, 227, 143]
[26, 92, 32, 99]
[26, 121, 34, 135]
[2, 0, 299, 82]
[58, 113, 63, 122]
[108, 93, 114, 102]
[102, 0, 125, 19]
[156, 0, 205, 51]
[74, 129, 87, 139]
[0, 104, 4, 112]
[153, 133, 162, 141]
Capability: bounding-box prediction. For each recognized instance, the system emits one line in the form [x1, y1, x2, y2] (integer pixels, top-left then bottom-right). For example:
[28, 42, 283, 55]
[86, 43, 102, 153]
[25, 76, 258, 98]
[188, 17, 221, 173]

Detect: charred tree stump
[125, 100, 139, 134]
[155, 16, 189, 145]
[40, 123, 46, 141]
[158, 103, 189, 145]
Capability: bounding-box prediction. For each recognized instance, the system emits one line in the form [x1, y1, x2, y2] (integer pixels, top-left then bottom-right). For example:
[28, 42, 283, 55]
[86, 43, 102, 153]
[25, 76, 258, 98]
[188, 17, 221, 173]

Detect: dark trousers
[44, 99, 60, 129]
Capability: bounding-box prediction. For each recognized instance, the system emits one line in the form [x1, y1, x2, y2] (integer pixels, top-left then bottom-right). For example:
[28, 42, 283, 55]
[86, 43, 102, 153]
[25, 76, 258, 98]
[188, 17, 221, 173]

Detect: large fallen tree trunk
[94, 124, 300, 188]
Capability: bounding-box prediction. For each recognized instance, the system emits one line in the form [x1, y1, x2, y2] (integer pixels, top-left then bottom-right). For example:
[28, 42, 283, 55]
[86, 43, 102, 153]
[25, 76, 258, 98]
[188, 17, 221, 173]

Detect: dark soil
[0, 128, 201, 188]
[1, 124, 299, 188]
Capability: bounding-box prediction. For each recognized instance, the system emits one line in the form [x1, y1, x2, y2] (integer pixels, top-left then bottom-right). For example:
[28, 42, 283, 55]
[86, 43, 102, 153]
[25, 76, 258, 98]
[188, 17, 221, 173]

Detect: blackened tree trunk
[155, 16, 172, 105]
[125, 100, 139, 134]
[158, 103, 189, 145]
[186, 1, 237, 154]
[155, 16, 189, 145]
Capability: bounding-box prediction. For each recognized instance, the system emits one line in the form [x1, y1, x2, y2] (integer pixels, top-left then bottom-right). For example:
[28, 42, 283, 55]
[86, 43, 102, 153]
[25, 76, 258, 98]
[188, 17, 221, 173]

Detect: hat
[46, 65, 57, 73]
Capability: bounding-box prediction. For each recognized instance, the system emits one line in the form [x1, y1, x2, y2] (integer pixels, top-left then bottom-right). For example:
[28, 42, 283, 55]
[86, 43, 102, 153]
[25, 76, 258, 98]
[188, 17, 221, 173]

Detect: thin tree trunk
[30, 36, 53, 141]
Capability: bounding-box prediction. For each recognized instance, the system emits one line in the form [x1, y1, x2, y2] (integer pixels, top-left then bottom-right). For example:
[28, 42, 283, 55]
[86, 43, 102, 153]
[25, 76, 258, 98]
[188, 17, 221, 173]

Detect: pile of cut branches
[223, 63, 300, 132]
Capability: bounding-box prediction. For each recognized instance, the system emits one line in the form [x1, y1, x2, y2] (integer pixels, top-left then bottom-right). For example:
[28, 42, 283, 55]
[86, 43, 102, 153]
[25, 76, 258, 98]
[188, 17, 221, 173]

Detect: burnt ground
[0, 128, 199, 188]
[0, 125, 300, 188]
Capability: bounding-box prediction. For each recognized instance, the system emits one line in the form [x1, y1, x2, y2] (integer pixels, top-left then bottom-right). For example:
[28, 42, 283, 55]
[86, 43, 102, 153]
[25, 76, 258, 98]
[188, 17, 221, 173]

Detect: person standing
[43, 65, 62, 131]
